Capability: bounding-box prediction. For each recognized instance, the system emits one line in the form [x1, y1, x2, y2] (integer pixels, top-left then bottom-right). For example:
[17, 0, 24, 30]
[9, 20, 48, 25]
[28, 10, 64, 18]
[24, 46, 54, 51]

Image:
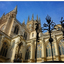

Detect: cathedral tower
[26, 14, 41, 39]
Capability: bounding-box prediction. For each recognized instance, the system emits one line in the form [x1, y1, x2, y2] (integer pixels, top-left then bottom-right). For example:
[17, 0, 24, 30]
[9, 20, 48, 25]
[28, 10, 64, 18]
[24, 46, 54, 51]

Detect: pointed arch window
[24, 32, 27, 40]
[59, 39, 64, 55]
[46, 43, 51, 57]
[37, 44, 42, 58]
[25, 46, 31, 60]
[14, 25, 19, 34]
[52, 44, 55, 56]
[0, 42, 8, 57]
[46, 43, 55, 57]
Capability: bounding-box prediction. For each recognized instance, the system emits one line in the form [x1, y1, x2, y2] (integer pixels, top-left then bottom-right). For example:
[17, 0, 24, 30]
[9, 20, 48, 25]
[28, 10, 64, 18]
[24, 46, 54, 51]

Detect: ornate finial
[37, 15, 38, 21]
[32, 14, 34, 20]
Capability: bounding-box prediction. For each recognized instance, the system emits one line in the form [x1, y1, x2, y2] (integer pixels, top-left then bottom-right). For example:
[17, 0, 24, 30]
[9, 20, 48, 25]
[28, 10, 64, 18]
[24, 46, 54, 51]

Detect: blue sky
[0, 1, 64, 27]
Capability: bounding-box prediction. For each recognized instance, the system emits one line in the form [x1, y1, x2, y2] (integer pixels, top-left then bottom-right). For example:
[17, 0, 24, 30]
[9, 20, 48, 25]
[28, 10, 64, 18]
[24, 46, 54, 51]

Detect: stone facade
[0, 6, 64, 63]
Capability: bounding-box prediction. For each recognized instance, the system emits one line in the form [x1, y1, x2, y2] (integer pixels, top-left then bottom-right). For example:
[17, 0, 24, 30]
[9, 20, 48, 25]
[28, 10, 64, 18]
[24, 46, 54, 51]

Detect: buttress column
[41, 38, 46, 62]
[30, 40, 35, 62]
[53, 35, 60, 61]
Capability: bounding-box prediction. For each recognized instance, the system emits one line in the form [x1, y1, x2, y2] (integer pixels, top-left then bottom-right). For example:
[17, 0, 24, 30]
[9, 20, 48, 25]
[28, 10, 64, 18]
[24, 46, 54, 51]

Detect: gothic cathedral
[0, 6, 64, 63]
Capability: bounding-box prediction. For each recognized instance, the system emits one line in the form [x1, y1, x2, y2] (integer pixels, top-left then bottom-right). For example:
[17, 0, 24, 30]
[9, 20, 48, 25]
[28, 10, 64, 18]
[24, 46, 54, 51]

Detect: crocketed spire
[32, 14, 34, 21]
[37, 15, 38, 21]
[12, 6, 17, 14]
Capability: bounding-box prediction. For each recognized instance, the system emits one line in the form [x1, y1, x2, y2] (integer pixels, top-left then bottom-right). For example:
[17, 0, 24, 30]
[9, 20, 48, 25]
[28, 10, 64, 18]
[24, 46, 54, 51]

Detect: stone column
[41, 39, 46, 62]
[10, 41, 17, 62]
[30, 40, 35, 62]
[53, 35, 60, 61]
[20, 46, 26, 61]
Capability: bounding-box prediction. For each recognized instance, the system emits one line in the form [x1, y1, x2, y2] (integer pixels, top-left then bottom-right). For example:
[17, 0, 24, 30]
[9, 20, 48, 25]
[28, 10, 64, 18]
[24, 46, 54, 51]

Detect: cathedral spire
[39, 17, 41, 23]
[22, 20, 26, 27]
[32, 14, 34, 21]
[37, 15, 38, 21]
[13, 6, 17, 14]
[22, 20, 25, 24]
[3, 13, 5, 16]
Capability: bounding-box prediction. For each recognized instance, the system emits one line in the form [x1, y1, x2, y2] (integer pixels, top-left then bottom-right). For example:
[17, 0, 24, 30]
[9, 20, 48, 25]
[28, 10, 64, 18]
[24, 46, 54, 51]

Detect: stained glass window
[37, 44, 42, 58]
[24, 32, 27, 40]
[59, 46, 61, 55]
[46, 43, 55, 57]
[59, 40, 64, 55]
[52, 44, 55, 56]
[14, 25, 19, 34]
[46, 43, 51, 57]
[25, 46, 31, 60]
[0, 42, 8, 57]
[46, 48, 48, 57]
